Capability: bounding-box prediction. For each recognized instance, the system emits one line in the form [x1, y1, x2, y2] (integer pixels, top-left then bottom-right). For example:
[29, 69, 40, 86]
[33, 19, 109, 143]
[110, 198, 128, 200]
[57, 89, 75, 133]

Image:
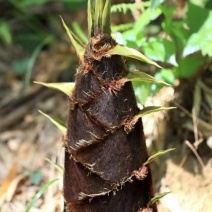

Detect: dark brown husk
[64, 35, 157, 212]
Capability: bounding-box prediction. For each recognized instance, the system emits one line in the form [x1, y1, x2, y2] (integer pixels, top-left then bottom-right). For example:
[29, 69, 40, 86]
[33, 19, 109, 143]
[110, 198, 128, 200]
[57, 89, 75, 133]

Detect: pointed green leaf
[137, 106, 176, 119]
[45, 158, 64, 175]
[72, 22, 88, 44]
[148, 192, 171, 207]
[102, 0, 111, 35]
[25, 178, 59, 212]
[125, 106, 176, 131]
[106, 44, 162, 68]
[60, 17, 85, 56]
[88, 0, 94, 37]
[143, 148, 175, 165]
[124, 71, 170, 86]
[39, 110, 67, 135]
[94, 0, 105, 34]
[34, 81, 75, 96]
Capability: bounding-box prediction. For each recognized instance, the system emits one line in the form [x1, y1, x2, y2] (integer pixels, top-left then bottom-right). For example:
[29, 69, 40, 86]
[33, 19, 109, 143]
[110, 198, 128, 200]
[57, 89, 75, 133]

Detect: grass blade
[25, 178, 59, 212]
[45, 158, 64, 175]
[143, 148, 175, 165]
[148, 192, 171, 206]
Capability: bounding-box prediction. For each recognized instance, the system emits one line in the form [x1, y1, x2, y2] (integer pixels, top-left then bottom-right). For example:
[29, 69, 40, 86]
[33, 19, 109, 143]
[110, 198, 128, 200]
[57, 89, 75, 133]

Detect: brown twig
[185, 140, 204, 169]
[192, 107, 199, 145]
[172, 100, 192, 118]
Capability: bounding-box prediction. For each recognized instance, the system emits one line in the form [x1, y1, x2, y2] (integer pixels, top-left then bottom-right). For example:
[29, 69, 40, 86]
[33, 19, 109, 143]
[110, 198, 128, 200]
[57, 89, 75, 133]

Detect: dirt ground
[0, 42, 212, 212]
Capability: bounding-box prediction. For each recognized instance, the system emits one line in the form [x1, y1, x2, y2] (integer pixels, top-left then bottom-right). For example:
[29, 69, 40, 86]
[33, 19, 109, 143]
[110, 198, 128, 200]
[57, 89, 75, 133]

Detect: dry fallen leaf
[0, 162, 18, 197]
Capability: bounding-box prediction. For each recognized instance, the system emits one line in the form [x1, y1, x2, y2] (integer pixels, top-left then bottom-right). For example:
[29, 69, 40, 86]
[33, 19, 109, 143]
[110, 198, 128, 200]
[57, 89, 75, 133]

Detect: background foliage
[111, 0, 212, 103]
[1, 0, 211, 96]
[1, 0, 212, 211]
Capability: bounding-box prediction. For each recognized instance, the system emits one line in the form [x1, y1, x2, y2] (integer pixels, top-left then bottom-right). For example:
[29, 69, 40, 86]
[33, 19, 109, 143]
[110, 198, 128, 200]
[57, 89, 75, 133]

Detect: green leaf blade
[102, 0, 111, 35]
[125, 106, 176, 132]
[94, 0, 104, 34]
[125, 71, 170, 86]
[60, 17, 85, 57]
[0, 21, 12, 45]
[45, 158, 64, 175]
[25, 178, 59, 212]
[143, 148, 175, 165]
[88, 0, 94, 37]
[34, 81, 75, 96]
[148, 192, 171, 206]
[39, 110, 67, 135]
[72, 21, 88, 44]
[150, 0, 165, 9]
[138, 106, 176, 119]
[106, 44, 162, 68]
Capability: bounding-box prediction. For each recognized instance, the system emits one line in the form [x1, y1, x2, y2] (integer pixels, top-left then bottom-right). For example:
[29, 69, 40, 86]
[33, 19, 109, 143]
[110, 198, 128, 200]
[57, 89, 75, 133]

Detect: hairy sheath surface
[64, 36, 156, 212]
